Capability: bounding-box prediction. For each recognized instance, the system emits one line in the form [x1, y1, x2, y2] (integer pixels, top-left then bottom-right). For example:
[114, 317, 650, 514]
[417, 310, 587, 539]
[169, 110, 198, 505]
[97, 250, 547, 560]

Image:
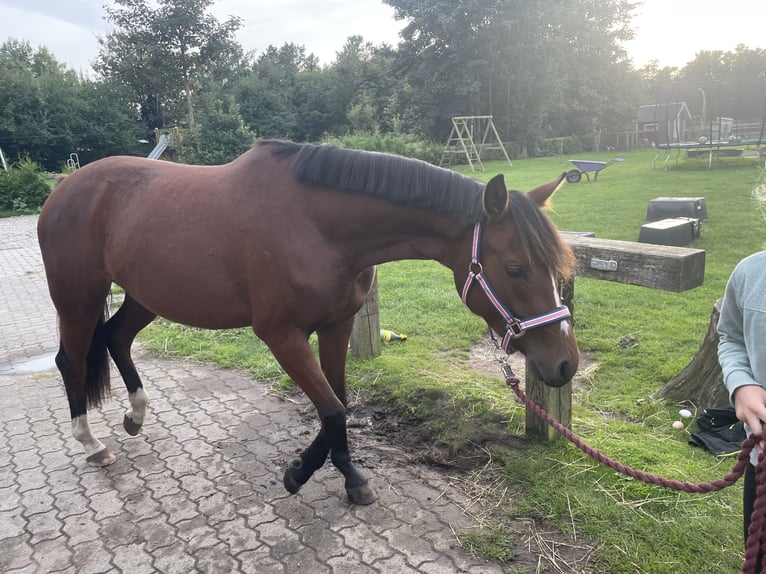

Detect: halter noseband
[461, 221, 572, 354]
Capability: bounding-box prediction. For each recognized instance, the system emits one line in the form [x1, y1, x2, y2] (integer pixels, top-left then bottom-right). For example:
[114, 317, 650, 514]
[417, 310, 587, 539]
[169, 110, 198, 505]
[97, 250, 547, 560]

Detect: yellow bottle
[380, 329, 407, 342]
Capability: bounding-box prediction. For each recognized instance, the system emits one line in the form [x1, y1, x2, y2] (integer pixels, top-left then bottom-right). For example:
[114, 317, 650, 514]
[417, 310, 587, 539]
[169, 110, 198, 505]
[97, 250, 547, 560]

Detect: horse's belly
[112, 260, 253, 330]
[134, 287, 252, 330]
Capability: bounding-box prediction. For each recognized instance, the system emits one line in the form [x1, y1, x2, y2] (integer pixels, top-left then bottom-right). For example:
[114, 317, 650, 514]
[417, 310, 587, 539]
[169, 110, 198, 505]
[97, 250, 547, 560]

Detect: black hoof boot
[283, 458, 305, 494]
[123, 414, 142, 436]
[346, 480, 377, 505]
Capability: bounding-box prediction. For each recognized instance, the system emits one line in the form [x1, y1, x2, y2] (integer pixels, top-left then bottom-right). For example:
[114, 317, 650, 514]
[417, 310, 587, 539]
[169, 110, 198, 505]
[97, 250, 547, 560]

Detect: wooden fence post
[525, 277, 574, 441]
[350, 272, 381, 359]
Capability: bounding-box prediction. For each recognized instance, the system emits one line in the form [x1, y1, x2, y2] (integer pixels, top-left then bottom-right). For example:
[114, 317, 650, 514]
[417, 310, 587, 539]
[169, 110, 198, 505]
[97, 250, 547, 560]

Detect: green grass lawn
[140, 147, 765, 573]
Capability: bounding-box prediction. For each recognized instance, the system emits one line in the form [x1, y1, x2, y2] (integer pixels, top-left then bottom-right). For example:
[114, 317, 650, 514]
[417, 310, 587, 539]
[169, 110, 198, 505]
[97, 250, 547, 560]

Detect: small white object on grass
[679, 409, 692, 419]
[672, 421, 685, 430]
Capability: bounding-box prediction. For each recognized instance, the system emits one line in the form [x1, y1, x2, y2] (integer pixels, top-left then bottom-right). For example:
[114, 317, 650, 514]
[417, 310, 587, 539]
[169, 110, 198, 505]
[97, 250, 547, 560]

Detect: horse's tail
[84, 308, 111, 409]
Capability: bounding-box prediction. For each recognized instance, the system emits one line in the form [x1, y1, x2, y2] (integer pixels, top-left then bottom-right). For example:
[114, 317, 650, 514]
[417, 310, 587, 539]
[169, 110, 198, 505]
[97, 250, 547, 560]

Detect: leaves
[0, 40, 142, 170]
[95, 0, 244, 131]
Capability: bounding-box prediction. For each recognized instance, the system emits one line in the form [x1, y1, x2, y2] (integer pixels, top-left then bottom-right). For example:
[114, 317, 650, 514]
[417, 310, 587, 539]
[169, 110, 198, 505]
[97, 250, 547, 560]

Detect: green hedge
[324, 131, 443, 164]
[0, 158, 50, 212]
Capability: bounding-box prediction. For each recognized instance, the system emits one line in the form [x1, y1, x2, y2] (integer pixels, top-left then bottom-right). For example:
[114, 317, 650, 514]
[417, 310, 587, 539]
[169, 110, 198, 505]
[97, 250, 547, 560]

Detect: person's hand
[733, 385, 766, 453]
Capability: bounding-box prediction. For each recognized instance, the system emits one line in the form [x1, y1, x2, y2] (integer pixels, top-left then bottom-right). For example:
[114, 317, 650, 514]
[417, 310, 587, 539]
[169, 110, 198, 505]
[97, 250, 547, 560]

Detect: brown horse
[37, 140, 578, 505]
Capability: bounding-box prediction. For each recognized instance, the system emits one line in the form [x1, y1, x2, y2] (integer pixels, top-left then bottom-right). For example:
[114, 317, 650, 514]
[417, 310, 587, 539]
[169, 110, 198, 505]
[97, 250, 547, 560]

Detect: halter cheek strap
[461, 222, 571, 354]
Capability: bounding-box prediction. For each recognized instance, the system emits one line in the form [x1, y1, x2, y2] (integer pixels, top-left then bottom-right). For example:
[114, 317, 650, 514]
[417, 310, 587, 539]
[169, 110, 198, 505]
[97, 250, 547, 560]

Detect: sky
[0, 0, 764, 75]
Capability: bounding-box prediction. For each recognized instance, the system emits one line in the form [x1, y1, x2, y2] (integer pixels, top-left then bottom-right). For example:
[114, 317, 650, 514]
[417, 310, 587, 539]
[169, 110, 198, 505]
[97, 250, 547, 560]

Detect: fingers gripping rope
[505, 376, 765, 573]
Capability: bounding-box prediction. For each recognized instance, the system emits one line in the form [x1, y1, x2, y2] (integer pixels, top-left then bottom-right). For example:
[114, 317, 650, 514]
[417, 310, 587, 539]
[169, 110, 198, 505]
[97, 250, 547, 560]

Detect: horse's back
[40, 152, 268, 244]
[37, 149, 303, 329]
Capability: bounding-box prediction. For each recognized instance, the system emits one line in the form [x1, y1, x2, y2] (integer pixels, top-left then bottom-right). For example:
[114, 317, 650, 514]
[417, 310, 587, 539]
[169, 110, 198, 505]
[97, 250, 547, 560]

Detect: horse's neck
[325, 201, 468, 272]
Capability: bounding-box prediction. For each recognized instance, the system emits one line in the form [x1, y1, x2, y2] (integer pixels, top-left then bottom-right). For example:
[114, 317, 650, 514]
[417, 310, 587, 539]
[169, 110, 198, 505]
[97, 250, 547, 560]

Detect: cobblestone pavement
[0, 215, 507, 573]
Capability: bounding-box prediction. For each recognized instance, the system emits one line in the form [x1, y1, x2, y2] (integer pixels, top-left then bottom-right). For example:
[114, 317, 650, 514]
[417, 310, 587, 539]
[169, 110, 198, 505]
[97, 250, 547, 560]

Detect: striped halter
[461, 221, 572, 354]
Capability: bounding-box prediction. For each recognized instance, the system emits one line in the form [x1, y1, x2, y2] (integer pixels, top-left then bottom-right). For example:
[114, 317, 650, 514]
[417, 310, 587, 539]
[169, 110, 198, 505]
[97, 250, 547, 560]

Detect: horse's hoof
[86, 448, 117, 468]
[123, 414, 142, 436]
[283, 459, 304, 494]
[346, 481, 377, 505]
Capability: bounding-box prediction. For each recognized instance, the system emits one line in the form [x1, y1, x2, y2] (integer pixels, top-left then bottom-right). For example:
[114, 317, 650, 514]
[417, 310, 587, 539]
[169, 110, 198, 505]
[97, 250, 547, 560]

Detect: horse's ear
[527, 172, 568, 207]
[482, 174, 508, 217]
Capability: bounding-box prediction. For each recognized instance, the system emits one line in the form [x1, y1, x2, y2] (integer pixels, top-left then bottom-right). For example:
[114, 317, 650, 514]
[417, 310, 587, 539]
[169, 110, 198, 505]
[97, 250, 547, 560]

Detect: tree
[548, 0, 639, 136]
[236, 43, 318, 139]
[76, 79, 145, 163]
[183, 83, 256, 164]
[385, 0, 505, 139]
[325, 37, 399, 135]
[0, 39, 142, 170]
[96, 0, 244, 133]
[384, 0, 637, 149]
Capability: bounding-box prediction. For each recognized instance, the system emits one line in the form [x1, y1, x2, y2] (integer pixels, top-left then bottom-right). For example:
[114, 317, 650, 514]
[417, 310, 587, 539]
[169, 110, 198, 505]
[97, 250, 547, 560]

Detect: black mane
[260, 139, 574, 278]
[261, 139, 485, 226]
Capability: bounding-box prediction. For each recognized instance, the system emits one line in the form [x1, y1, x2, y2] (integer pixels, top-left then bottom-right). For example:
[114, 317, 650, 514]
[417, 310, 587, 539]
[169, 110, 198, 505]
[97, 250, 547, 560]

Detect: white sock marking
[127, 387, 149, 425]
[72, 415, 107, 458]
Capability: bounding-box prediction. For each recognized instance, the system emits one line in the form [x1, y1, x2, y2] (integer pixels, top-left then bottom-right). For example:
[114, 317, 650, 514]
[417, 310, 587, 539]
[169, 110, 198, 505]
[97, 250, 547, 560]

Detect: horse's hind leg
[103, 294, 157, 436]
[56, 306, 115, 467]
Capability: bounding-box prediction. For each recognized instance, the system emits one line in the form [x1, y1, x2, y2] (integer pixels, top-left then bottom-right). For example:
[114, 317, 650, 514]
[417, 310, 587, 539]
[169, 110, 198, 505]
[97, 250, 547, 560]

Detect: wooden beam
[563, 235, 705, 292]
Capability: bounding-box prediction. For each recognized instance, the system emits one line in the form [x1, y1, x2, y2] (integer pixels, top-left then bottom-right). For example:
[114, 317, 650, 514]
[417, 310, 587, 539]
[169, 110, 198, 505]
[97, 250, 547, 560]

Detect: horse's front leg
[318, 316, 377, 505]
[264, 326, 376, 505]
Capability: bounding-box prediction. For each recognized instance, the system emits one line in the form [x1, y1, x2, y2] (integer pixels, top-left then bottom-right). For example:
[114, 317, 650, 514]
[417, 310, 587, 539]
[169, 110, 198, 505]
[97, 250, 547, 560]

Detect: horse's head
[455, 173, 579, 387]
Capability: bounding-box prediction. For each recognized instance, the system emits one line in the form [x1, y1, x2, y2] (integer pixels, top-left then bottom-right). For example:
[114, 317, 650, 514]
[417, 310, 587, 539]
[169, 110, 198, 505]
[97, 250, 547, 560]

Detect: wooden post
[525, 278, 574, 442]
[350, 272, 381, 359]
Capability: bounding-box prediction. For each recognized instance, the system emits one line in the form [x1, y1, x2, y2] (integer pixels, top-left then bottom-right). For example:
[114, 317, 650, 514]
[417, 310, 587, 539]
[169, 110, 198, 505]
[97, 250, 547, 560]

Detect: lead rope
[496, 355, 766, 573]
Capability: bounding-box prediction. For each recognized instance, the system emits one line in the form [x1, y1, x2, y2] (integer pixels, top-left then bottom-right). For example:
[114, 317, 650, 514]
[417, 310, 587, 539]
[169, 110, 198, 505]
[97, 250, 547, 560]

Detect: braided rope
[744, 449, 766, 574]
[505, 376, 766, 573]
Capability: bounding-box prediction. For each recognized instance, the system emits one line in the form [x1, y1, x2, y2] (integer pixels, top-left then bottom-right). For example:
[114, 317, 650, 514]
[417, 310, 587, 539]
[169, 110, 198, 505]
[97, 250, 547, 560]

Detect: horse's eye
[505, 265, 526, 279]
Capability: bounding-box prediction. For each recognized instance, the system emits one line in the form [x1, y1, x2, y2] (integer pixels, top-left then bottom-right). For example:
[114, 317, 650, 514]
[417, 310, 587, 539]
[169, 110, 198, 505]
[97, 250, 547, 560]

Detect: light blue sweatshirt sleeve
[717, 263, 759, 402]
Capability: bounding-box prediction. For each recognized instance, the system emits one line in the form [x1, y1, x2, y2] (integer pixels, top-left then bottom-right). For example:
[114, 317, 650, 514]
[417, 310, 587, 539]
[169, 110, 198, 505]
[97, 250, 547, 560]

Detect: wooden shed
[636, 102, 692, 145]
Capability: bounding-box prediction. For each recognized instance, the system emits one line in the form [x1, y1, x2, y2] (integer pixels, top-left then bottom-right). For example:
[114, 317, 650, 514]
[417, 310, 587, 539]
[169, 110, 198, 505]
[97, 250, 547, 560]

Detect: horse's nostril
[560, 361, 575, 383]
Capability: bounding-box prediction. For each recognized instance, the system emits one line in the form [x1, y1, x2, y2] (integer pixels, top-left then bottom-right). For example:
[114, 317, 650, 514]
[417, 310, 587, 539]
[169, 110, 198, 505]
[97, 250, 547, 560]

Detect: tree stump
[657, 299, 729, 410]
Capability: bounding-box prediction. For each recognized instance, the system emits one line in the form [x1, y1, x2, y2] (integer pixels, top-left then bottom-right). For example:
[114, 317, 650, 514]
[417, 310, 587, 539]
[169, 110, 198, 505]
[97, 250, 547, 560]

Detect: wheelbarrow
[565, 157, 624, 183]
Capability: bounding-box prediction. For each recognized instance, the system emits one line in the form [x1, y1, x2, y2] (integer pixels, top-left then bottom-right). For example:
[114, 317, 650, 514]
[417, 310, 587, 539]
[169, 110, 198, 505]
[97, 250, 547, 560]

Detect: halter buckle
[507, 319, 526, 338]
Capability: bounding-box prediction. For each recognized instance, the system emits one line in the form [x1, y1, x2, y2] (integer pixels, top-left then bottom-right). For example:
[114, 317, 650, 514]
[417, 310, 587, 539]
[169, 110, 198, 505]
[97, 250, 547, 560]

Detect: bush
[324, 131, 443, 164]
[533, 135, 585, 157]
[0, 158, 51, 212]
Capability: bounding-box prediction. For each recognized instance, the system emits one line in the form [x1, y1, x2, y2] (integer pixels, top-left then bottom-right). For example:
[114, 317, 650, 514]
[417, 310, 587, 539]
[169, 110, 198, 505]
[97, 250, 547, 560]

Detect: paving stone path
[0, 215, 508, 573]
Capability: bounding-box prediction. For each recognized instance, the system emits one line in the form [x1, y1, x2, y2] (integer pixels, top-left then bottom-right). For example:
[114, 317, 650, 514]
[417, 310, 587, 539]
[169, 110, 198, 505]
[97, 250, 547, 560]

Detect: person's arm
[718, 271, 765, 436]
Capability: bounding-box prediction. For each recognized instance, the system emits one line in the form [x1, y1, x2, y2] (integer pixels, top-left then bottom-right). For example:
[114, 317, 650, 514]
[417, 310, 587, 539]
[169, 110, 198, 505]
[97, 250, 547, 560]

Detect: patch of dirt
[336, 335, 599, 573]
[340, 333, 597, 470]
[466, 332, 596, 391]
